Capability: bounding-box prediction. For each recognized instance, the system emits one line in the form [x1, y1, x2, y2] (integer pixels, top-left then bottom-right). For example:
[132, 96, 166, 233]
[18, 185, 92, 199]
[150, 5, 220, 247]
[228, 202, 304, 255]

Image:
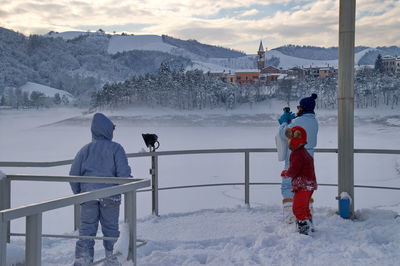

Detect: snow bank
[8, 205, 400, 265]
[136, 206, 400, 266]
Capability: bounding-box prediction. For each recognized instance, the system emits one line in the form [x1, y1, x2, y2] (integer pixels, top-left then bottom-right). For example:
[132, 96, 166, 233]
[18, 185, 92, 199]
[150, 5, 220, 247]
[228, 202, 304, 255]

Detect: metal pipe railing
[1, 148, 400, 215]
[1, 147, 399, 265]
[0, 177, 150, 266]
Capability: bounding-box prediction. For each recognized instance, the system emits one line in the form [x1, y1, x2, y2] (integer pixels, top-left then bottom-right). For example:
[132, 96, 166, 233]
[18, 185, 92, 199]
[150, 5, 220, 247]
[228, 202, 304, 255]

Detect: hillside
[272, 45, 400, 66]
[274, 45, 370, 60]
[266, 48, 376, 69]
[0, 27, 191, 101]
[2, 26, 400, 106]
[19, 82, 74, 100]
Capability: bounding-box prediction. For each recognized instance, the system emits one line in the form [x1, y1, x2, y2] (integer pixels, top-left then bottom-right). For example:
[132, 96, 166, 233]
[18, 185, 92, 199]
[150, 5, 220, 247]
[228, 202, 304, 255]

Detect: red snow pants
[293, 190, 314, 221]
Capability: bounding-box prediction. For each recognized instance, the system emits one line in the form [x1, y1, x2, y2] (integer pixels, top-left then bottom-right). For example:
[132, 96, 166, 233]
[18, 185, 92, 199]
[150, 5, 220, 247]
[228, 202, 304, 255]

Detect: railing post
[245, 152, 250, 206]
[125, 191, 137, 265]
[0, 218, 7, 266]
[74, 204, 80, 232]
[151, 155, 159, 216]
[0, 177, 10, 243]
[26, 213, 42, 266]
[124, 194, 128, 223]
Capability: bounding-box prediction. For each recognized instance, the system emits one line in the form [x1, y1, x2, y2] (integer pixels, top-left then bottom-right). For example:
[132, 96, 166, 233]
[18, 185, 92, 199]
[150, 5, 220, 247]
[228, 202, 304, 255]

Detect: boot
[73, 256, 92, 266]
[296, 220, 311, 235]
[283, 198, 295, 224]
[105, 250, 121, 266]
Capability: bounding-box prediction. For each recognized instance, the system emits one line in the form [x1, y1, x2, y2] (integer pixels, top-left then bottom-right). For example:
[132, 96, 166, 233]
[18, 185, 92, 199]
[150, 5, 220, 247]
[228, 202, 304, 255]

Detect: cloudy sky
[0, 0, 399, 54]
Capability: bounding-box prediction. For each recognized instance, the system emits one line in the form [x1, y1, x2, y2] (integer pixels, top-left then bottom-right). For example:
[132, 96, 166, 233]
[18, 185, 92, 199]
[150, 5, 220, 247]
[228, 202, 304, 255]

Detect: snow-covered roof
[235, 69, 260, 73]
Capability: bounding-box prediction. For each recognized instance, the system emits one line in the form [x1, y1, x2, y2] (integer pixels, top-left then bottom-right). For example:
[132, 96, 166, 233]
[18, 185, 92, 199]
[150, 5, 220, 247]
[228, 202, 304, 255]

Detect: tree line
[91, 62, 400, 111]
[0, 88, 70, 109]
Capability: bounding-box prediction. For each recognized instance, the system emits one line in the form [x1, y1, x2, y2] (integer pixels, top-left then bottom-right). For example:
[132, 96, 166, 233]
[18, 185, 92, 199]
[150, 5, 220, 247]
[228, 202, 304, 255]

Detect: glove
[281, 170, 288, 177]
[278, 111, 296, 125]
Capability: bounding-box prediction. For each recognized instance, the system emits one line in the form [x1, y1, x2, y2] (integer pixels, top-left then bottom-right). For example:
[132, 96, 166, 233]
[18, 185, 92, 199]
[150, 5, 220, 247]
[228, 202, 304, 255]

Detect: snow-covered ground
[19, 82, 74, 101]
[45, 31, 90, 40]
[108, 35, 176, 54]
[1, 102, 400, 265]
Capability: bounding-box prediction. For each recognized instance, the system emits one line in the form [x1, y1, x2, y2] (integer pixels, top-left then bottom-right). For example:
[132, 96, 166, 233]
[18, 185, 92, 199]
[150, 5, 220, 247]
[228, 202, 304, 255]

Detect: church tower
[257, 40, 266, 71]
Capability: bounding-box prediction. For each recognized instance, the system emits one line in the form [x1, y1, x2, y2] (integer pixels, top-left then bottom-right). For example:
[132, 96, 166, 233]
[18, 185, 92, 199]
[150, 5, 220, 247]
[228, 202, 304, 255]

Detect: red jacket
[286, 145, 317, 192]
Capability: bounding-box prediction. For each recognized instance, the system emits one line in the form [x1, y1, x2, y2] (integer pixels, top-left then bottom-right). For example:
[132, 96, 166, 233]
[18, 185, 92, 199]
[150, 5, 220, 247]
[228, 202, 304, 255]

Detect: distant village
[208, 41, 400, 84]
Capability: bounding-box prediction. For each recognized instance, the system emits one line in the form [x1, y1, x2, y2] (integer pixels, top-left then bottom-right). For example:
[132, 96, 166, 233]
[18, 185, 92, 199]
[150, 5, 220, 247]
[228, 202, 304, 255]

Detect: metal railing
[1, 147, 400, 265]
[0, 176, 150, 266]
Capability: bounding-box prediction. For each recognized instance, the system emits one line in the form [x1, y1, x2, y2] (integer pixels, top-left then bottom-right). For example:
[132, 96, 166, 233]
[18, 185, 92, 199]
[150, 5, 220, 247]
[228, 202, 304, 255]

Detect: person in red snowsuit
[281, 126, 317, 235]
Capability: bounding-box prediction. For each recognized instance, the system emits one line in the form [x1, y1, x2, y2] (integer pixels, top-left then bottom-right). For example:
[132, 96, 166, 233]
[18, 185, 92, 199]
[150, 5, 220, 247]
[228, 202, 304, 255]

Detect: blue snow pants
[75, 199, 120, 261]
[281, 158, 294, 199]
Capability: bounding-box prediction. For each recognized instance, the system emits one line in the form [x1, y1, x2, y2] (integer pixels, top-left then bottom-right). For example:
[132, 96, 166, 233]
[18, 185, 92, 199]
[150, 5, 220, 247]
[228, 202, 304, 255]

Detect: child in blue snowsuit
[70, 113, 132, 266]
[278, 94, 319, 223]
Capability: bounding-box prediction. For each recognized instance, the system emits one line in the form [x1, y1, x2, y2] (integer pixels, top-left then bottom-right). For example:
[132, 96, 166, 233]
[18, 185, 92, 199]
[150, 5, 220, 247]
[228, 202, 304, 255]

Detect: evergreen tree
[374, 54, 385, 73]
[30, 91, 46, 109]
[0, 95, 6, 106]
[54, 93, 61, 105]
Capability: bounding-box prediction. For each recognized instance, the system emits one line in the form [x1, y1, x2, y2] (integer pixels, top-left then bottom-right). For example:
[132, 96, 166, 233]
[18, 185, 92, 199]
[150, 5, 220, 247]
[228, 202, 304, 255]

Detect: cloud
[0, 0, 399, 53]
[239, 9, 259, 17]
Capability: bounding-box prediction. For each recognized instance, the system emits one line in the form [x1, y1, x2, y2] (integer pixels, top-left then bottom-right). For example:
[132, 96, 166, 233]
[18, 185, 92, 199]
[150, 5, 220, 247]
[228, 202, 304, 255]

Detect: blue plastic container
[339, 198, 351, 219]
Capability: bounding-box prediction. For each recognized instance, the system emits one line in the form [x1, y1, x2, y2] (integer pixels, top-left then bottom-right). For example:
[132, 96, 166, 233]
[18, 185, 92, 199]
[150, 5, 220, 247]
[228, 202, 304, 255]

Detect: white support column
[125, 191, 137, 265]
[0, 219, 7, 266]
[26, 214, 42, 266]
[338, 0, 356, 217]
[0, 177, 10, 243]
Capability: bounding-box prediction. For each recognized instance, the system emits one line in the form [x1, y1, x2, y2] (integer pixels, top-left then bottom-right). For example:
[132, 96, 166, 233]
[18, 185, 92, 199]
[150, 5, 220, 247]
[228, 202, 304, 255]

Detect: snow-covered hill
[19, 82, 74, 100]
[108, 35, 176, 54]
[265, 48, 377, 69]
[45, 31, 91, 40]
[43, 30, 385, 72]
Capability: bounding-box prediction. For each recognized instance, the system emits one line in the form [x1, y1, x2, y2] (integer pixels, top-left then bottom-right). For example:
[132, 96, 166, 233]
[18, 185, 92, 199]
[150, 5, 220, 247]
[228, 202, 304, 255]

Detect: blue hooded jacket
[69, 113, 132, 201]
[279, 112, 318, 167]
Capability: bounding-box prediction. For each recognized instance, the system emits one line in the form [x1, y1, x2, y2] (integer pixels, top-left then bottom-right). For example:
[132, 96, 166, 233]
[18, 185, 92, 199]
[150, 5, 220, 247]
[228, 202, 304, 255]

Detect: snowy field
[1, 102, 400, 265]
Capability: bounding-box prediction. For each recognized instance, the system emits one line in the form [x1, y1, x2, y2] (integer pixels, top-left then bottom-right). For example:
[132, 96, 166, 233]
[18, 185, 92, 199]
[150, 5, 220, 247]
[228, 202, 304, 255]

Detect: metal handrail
[0, 179, 148, 221]
[1, 148, 400, 168]
[1, 147, 399, 265]
[136, 182, 400, 192]
[7, 174, 136, 184]
[1, 147, 400, 214]
[0, 177, 150, 266]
